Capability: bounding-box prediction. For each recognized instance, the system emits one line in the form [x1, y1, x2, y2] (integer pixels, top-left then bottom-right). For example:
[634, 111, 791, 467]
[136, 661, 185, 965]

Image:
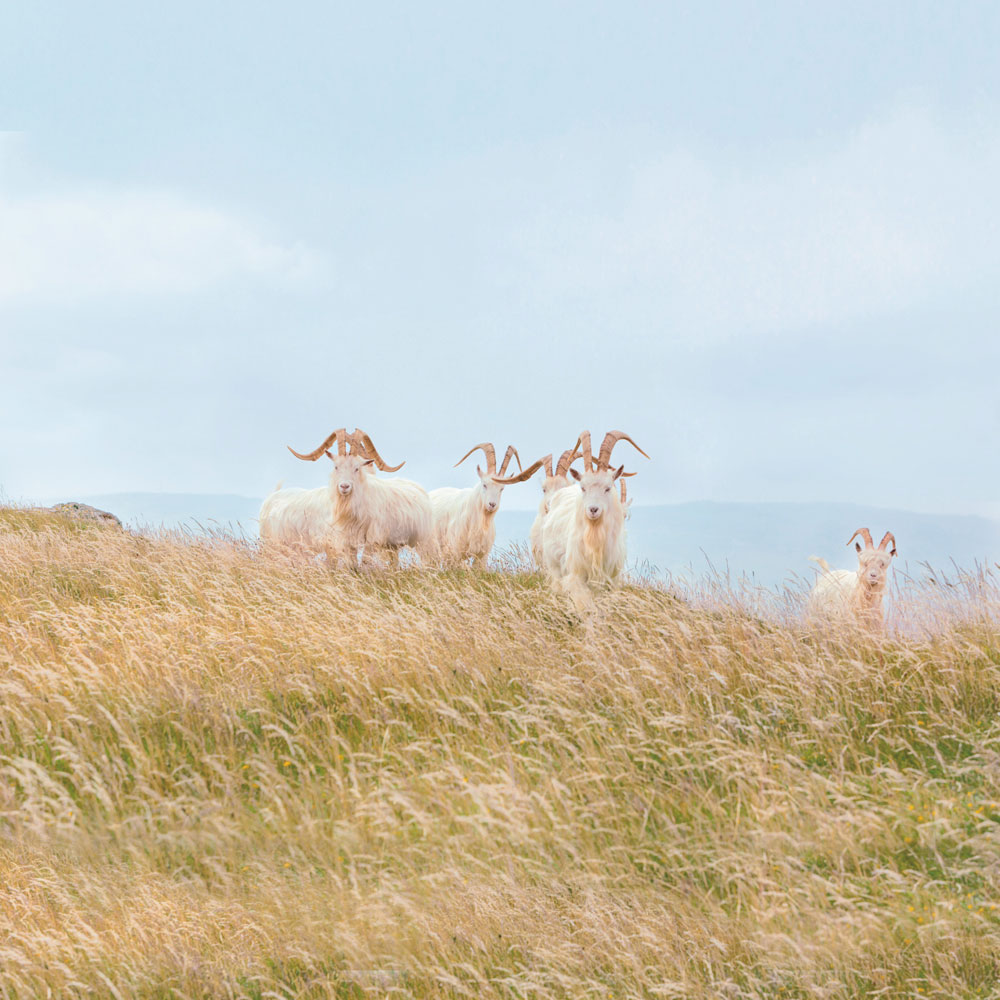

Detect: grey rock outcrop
[45, 502, 123, 529]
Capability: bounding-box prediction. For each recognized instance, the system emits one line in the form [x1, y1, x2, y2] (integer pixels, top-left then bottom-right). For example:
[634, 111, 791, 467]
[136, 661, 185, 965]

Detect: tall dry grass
[1, 507, 1000, 998]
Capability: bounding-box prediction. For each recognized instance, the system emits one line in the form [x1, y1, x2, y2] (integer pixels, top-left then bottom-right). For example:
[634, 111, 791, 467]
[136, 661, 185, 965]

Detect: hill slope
[1, 508, 1000, 997]
[50, 492, 1000, 587]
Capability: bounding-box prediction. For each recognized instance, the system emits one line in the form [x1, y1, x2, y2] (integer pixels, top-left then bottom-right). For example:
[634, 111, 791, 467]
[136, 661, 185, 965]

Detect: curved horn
[354, 430, 405, 472]
[347, 430, 369, 457]
[847, 528, 874, 549]
[288, 428, 348, 461]
[619, 478, 628, 505]
[455, 443, 497, 474]
[498, 445, 522, 478]
[541, 454, 554, 477]
[555, 445, 583, 478]
[596, 431, 650, 471]
[878, 531, 897, 555]
[492, 457, 547, 485]
[576, 432, 594, 472]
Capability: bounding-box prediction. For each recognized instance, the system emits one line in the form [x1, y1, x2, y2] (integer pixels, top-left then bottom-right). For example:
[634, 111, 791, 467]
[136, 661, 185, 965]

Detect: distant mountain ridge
[38, 493, 1000, 588]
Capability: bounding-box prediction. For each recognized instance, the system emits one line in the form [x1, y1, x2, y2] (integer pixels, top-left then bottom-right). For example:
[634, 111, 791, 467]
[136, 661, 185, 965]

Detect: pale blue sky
[1, 2, 998, 513]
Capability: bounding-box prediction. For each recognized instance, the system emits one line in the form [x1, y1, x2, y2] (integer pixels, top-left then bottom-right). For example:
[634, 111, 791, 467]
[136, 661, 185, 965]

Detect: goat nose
[589, 506, 599, 515]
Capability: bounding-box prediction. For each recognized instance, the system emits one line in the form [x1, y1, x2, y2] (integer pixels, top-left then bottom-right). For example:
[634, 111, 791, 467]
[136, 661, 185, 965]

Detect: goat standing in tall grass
[808, 528, 897, 628]
[521, 447, 582, 568]
[539, 430, 649, 607]
[426, 443, 522, 567]
[261, 429, 431, 568]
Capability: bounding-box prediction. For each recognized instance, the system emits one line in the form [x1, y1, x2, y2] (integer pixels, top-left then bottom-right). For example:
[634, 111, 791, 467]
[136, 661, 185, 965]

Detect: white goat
[525, 447, 581, 568]
[539, 430, 649, 606]
[426, 443, 522, 567]
[260, 428, 431, 567]
[808, 528, 897, 628]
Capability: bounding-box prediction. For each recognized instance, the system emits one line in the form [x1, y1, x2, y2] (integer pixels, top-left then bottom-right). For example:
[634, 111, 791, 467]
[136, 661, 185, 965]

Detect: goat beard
[581, 517, 608, 573]
[855, 578, 885, 610]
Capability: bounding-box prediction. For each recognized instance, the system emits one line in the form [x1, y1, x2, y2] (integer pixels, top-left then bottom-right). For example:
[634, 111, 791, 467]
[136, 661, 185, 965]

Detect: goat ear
[890, 547, 897, 557]
[569, 468, 582, 481]
[363, 459, 375, 467]
[325, 450, 335, 462]
[612, 464, 625, 481]
[855, 542, 862, 553]
[476, 465, 483, 478]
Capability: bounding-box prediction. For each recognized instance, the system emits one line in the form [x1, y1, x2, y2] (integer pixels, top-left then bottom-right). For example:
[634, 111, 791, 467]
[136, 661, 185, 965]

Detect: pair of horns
[455, 443, 522, 478]
[576, 430, 650, 472]
[847, 528, 897, 555]
[288, 428, 404, 472]
[494, 441, 585, 485]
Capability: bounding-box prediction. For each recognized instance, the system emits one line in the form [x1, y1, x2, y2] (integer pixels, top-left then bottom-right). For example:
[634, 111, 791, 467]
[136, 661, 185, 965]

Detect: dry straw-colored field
[2, 507, 1000, 998]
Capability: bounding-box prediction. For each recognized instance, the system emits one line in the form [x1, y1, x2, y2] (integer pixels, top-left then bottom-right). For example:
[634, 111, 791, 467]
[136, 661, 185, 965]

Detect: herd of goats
[259, 427, 898, 622]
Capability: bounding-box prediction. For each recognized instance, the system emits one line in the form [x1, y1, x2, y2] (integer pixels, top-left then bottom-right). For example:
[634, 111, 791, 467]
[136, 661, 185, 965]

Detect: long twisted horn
[455, 443, 497, 474]
[576, 432, 594, 472]
[878, 531, 897, 555]
[492, 457, 547, 485]
[541, 454, 554, 477]
[620, 478, 628, 505]
[847, 528, 874, 549]
[350, 430, 375, 456]
[354, 430, 405, 472]
[555, 445, 582, 478]
[288, 428, 349, 461]
[596, 431, 650, 471]
[497, 445, 522, 477]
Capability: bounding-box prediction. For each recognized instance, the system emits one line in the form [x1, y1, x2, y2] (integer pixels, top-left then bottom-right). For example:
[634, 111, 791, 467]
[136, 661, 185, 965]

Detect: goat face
[856, 547, 893, 590]
[476, 466, 504, 515]
[569, 466, 624, 522]
[327, 454, 375, 498]
[540, 475, 569, 514]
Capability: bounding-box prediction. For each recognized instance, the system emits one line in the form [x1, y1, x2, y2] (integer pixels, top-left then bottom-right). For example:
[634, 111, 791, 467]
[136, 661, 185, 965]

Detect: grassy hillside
[1, 508, 1000, 998]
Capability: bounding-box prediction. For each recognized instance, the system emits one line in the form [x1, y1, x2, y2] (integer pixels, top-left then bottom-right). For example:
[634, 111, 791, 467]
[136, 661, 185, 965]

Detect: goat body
[259, 486, 339, 557]
[332, 471, 431, 565]
[427, 487, 498, 567]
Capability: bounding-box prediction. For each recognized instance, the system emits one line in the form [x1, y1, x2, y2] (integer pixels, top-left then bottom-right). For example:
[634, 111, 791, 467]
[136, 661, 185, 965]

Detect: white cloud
[0, 184, 325, 304]
[508, 108, 1000, 338]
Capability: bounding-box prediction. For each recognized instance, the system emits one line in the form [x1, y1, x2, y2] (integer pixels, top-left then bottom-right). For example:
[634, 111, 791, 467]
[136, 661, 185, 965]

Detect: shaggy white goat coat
[539, 481, 627, 601]
[331, 472, 432, 564]
[529, 477, 574, 567]
[259, 486, 339, 554]
[426, 487, 500, 566]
